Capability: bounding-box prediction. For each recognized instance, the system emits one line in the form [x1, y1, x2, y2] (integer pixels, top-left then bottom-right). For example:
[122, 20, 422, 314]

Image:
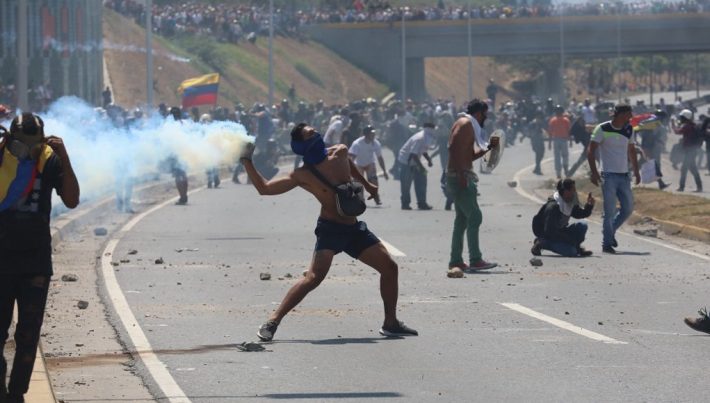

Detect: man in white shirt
[581, 99, 596, 125]
[398, 122, 435, 210]
[323, 117, 344, 147]
[587, 104, 640, 254]
[349, 125, 389, 205]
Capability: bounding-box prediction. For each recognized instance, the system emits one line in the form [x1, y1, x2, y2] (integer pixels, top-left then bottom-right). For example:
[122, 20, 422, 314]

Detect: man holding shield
[446, 99, 499, 272]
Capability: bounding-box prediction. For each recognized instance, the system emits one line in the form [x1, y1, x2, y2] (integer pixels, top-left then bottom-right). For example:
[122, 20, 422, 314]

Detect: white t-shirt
[590, 121, 635, 174]
[349, 136, 383, 167]
[582, 105, 596, 125]
[323, 119, 344, 145]
[397, 128, 435, 164]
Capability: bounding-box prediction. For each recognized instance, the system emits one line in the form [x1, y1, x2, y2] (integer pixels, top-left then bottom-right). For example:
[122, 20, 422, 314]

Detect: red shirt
[548, 116, 571, 139]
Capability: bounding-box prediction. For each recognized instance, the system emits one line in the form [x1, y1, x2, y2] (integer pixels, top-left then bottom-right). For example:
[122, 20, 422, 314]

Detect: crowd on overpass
[104, 0, 709, 43]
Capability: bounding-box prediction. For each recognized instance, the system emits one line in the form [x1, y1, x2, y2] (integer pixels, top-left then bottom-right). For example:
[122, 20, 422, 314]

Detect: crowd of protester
[104, 0, 709, 43]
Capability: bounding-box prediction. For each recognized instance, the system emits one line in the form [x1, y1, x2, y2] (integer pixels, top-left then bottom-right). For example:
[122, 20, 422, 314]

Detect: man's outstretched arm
[240, 144, 298, 195]
[242, 159, 298, 195]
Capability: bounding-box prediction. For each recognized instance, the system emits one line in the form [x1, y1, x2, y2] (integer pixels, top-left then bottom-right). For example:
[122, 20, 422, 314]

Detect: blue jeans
[553, 138, 570, 177]
[601, 172, 634, 247]
[400, 164, 427, 208]
[540, 222, 587, 257]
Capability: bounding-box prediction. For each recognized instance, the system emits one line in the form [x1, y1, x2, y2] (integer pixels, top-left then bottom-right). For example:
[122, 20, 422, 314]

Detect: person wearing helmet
[671, 109, 703, 192]
[547, 105, 571, 179]
[0, 113, 79, 402]
[348, 125, 389, 205]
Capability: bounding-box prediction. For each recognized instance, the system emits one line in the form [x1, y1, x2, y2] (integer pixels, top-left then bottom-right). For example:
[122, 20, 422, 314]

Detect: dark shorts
[314, 218, 380, 259]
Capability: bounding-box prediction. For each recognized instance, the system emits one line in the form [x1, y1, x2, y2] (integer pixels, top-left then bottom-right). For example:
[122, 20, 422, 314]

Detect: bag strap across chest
[306, 163, 337, 190]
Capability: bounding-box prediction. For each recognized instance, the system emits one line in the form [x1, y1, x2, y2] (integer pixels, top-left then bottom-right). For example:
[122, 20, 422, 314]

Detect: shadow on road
[273, 337, 401, 345]
[258, 391, 403, 399]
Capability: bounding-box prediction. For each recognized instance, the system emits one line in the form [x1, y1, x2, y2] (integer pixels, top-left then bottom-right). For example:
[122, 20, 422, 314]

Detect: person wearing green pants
[446, 99, 498, 272]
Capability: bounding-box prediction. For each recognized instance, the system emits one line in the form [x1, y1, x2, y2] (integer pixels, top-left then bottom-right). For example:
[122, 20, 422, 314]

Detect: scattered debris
[77, 300, 89, 310]
[598, 321, 604, 325]
[61, 274, 78, 282]
[175, 248, 200, 253]
[507, 181, 518, 188]
[639, 216, 655, 225]
[111, 262, 119, 267]
[120, 259, 130, 263]
[127, 249, 138, 255]
[284, 273, 293, 278]
[93, 227, 108, 236]
[154, 258, 164, 264]
[564, 311, 570, 315]
[529, 257, 543, 267]
[553, 297, 562, 302]
[633, 228, 658, 238]
[447, 268, 464, 278]
[260, 273, 271, 281]
[302, 270, 308, 277]
[235, 342, 266, 352]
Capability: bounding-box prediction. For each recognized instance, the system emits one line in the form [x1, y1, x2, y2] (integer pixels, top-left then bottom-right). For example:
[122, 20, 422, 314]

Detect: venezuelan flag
[0, 144, 54, 212]
[178, 73, 220, 108]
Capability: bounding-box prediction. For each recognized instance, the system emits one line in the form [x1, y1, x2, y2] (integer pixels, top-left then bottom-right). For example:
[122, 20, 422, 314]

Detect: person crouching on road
[531, 179, 594, 257]
[0, 113, 80, 403]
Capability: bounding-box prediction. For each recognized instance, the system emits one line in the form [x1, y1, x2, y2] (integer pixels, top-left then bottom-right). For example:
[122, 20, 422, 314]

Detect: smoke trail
[103, 41, 191, 63]
[34, 97, 252, 202]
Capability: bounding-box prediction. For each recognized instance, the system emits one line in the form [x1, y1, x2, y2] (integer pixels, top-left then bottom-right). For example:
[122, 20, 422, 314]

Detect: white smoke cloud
[36, 97, 252, 202]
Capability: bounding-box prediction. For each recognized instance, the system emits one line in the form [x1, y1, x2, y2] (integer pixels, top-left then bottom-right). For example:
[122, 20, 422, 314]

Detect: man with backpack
[531, 179, 595, 257]
[671, 109, 703, 192]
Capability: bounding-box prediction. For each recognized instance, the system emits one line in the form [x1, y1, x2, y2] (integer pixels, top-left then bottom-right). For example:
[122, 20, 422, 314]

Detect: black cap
[363, 125, 375, 134]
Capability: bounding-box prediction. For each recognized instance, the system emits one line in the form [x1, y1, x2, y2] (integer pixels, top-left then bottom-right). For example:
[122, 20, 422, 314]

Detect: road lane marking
[512, 162, 710, 262]
[380, 239, 406, 257]
[100, 188, 207, 403]
[500, 302, 627, 345]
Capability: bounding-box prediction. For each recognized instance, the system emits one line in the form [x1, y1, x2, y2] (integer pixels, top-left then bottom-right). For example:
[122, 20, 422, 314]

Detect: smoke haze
[5, 97, 253, 203]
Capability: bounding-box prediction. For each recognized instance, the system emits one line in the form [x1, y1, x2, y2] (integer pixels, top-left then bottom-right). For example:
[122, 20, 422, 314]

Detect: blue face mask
[291, 132, 327, 165]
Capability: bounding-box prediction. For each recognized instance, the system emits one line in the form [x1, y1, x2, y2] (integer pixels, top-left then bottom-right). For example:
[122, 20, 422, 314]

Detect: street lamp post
[146, 0, 154, 110]
[559, 5, 565, 104]
[616, 12, 621, 102]
[650, 54, 654, 106]
[467, 1, 473, 100]
[268, 0, 274, 109]
[401, 9, 406, 102]
[17, 0, 29, 111]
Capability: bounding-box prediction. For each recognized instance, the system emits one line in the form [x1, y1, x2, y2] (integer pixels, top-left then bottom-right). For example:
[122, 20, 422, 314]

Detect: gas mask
[7, 114, 46, 161]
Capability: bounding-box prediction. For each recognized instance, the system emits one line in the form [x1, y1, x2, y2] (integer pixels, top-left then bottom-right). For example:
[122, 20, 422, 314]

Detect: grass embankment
[103, 9, 388, 108]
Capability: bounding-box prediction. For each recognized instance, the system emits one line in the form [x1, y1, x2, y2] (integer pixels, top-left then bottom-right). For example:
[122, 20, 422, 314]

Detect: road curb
[629, 212, 710, 243]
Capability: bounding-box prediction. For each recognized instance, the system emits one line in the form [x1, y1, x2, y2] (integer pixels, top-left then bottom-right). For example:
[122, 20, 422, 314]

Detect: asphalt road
[102, 142, 710, 402]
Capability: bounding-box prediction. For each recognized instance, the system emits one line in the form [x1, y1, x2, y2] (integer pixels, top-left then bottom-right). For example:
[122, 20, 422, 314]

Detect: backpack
[531, 200, 553, 238]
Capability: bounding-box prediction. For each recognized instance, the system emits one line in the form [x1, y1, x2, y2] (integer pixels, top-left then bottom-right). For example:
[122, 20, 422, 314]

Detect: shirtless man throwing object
[241, 123, 418, 341]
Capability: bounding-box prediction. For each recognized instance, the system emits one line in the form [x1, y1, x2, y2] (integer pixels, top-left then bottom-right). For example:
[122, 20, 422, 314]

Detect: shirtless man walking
[446, 99, 499, 272]
[241, 123, 417, 341]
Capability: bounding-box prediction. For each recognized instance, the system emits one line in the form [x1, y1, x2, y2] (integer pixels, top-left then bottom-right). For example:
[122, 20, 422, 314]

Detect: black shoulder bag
[306, 164, 366, 217]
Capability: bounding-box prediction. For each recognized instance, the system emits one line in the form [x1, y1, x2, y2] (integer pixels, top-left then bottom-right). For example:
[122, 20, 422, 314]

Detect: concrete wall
[0, 0, 103, 108]
[307, 13, 710, 100]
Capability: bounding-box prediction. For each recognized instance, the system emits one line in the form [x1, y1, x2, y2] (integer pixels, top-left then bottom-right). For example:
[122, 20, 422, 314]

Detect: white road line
[500, 303, 627, 345]
[100, 188, 206, 403]
[512, 162, 710, 262]
[380, 239, 406, 257]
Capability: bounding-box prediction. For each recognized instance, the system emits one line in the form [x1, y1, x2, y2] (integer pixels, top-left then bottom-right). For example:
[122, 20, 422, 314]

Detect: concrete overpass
[306, 13, 710, 100]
